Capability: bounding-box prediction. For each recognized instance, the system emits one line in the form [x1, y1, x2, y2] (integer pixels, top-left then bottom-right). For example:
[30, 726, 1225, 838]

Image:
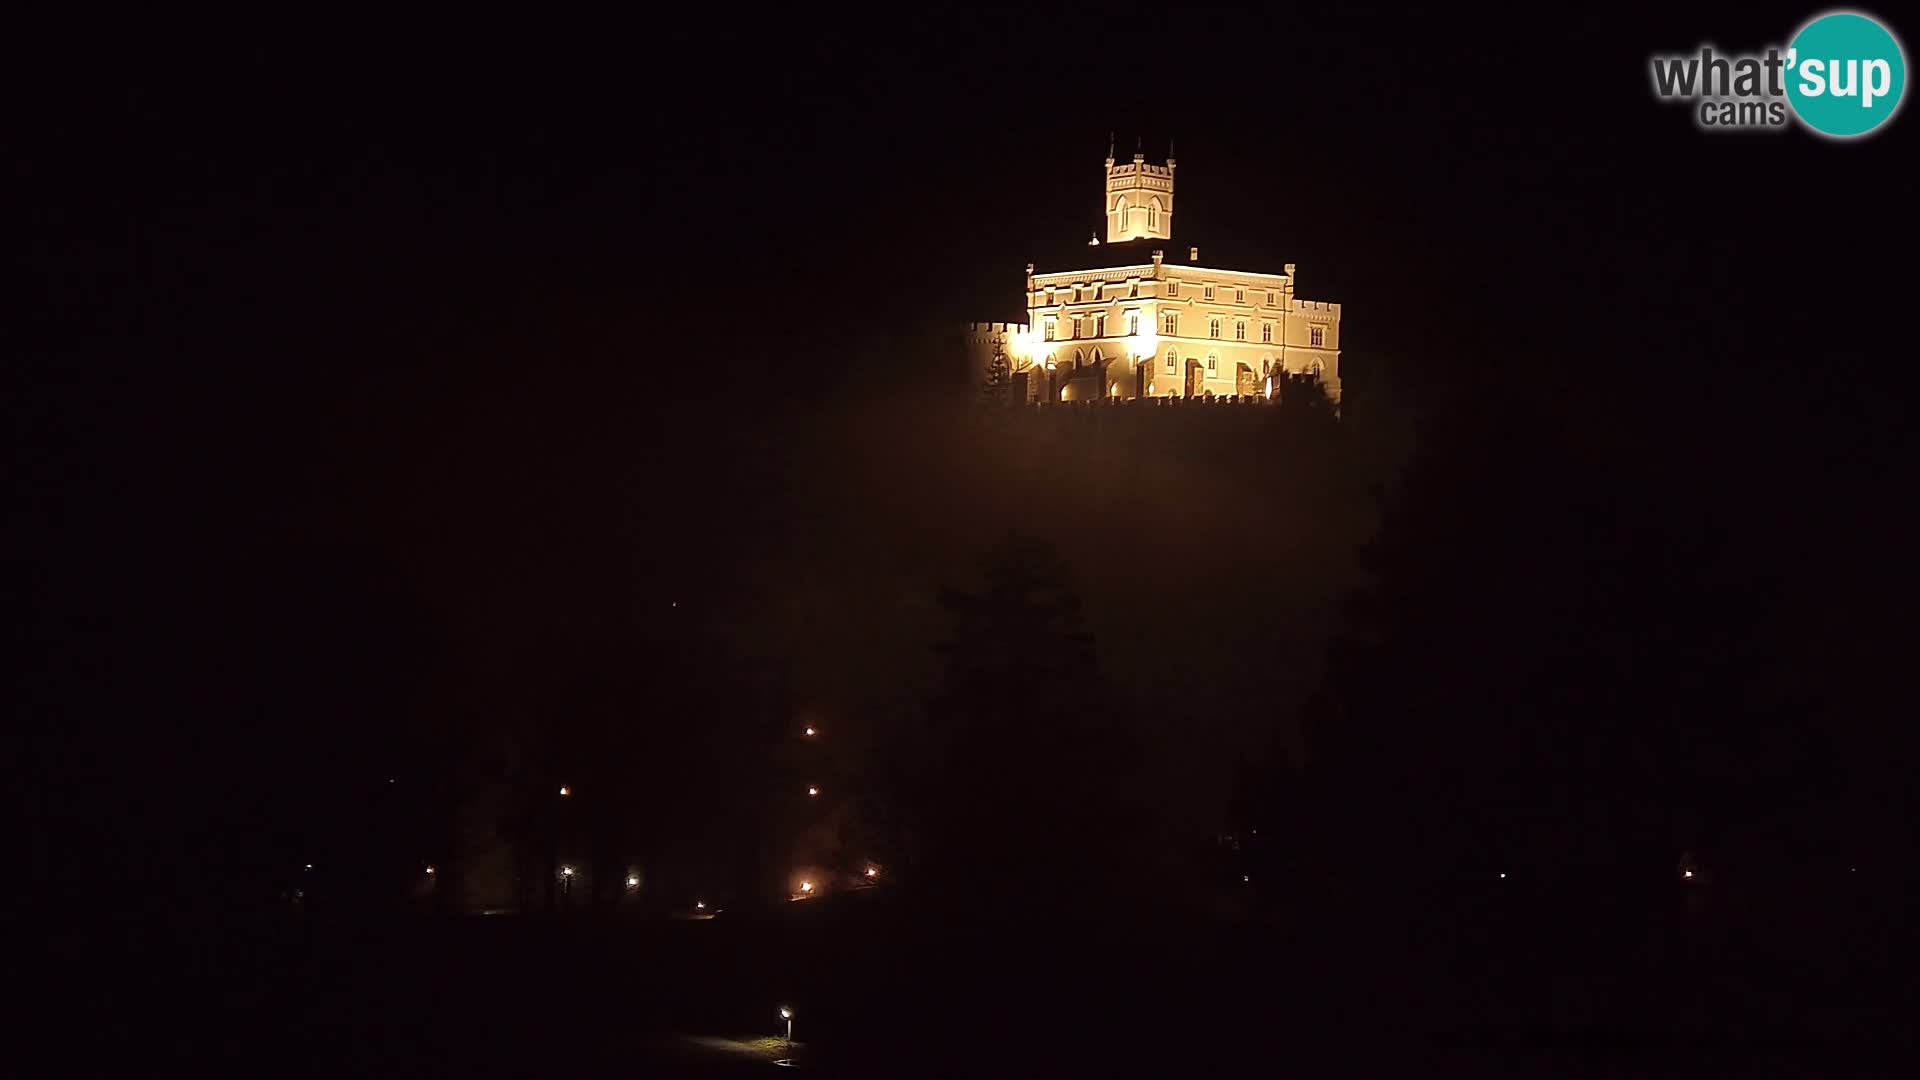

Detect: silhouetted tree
[981, 340, 1011, 406]
[913, 535, 1147, 920]
[1304, 398, 1809, 923]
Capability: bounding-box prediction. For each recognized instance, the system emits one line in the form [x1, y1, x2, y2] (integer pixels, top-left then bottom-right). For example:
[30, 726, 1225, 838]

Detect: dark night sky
[16, 10, 1917, 893]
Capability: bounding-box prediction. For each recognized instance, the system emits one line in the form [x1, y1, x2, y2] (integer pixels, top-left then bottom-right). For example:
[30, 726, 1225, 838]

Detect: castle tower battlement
[1105, 140, 1176, 243]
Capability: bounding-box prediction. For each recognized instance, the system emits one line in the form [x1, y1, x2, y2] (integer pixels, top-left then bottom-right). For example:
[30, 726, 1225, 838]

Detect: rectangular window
[1072, 316, 1084, 339]
[1163, 312, 1177, 335]
[1267, 290, 1277, 305]
[1261, 323, 1273, 343]
[1165, 354, 1176, 371]
[1129, 281, 1139, 298]
[1207, 356, 1217, 371]
[1203, 285, 1215, 301]
[1094, 314, 1105, 337]
[1235, 288, 1245, 304]
[1310, 325, 1326, 347]
[1128, 314, 1139, 336]
[1235, 321, 1247, 341]
[1167, 281, 1180, 297]
[1044, 318, 1056, 342]
[1209, 318, 1221, 339]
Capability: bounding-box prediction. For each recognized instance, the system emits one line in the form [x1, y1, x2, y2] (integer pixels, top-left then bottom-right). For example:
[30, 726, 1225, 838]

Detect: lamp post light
[806, 785, 819, 798]
[558, 785, 571, 798]
[779, 1006, 793, 1050]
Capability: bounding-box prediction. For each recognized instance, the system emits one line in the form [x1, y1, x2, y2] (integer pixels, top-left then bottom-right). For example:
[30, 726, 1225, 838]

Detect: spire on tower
[1106, 131, 1115, 164]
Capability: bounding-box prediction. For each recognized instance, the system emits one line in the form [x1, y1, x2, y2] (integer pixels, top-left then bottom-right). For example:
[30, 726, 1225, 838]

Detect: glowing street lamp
[806, 785, 819, 798]
[804, 725, 816, 737]
[779, 1006, 794, 1049]
[694, 900, 706, 910]
[864, 865, 879, 879]
[625, 874, 639, 889]
[560, 865, 575, 878]
[558, 785, 571, 798]
[425, 865, 437, 876]
[799, 881, 814, 895]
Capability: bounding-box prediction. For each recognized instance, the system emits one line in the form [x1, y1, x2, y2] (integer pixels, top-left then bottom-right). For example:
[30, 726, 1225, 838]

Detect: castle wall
[1022, 263, 1341, 403]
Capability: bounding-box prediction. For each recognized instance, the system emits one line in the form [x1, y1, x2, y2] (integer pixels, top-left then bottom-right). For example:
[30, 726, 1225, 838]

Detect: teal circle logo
[1786, 11, 1906, 137]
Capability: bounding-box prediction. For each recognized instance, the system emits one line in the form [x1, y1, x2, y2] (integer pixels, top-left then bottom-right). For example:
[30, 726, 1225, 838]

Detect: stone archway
[1185, 358, 1206, 397]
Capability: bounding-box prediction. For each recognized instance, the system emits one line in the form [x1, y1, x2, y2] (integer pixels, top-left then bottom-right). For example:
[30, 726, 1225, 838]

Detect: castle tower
[1104, 138, 1176, 243]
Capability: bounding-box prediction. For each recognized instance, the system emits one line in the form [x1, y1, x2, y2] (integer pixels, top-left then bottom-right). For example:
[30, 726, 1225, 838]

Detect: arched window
[1162, 311, 1177, 335]
[1209, 318, 1221, 339]
[1115, 197, 1129, 230]
[1074, 349, 1086, 364]
[1148, 198, 1160, 230]
[1306, 358, 1325, 377]
[1235, 320, 1247, 341]
[1090, 348, 1103, 365]
[1165, 348, 1177, 371]
[1206, 353, 1219, 372]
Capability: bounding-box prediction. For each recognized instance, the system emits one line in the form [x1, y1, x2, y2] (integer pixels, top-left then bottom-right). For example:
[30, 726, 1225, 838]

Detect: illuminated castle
[969, 141, 1342, 405]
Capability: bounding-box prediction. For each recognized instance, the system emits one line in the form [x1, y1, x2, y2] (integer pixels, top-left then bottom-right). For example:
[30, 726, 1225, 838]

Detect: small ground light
[804, 726, 816, 736]
[625, 875, 639, 888]
[800, 881, 814, 894]
[561, 866, 575, 878]
[1242, 874, 1250, 883]
[1499, 872, 1506, 879]
[558, 785, 570, 797]
[304, 864, 313, 870]
[694, 900, 705, 910]
[1683, 869, 1694, 879]
[865, 866, 878, 878]
[425, 865, 436, 875]
[806, 785, 819, 797]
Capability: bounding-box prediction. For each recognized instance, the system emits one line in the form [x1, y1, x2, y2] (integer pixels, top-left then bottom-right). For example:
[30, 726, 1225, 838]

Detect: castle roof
[1029, 235, 1287, 279]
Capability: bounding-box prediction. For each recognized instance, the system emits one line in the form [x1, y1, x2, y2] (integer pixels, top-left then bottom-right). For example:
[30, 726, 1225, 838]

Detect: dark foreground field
[37, 876, 1907, 1078]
